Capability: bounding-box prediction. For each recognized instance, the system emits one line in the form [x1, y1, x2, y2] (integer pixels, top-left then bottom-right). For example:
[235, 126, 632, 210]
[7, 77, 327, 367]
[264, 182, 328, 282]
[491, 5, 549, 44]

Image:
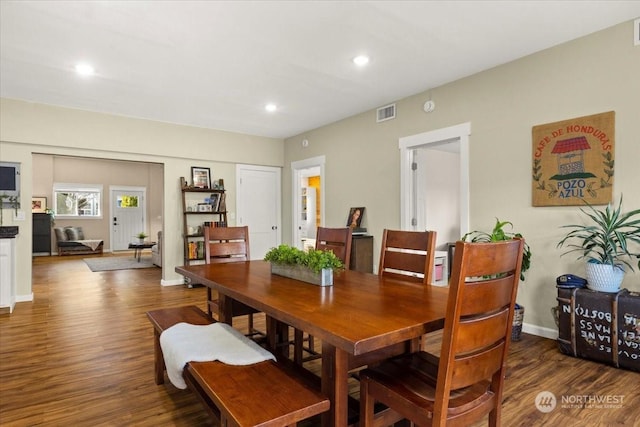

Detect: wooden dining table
[176, 260, 448, 426]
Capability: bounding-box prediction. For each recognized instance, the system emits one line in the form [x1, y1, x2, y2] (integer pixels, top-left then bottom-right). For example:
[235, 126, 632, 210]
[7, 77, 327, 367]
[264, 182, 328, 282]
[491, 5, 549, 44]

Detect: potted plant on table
[462, 218, 532, 341]
[557, 195, 640, 293]
[135, 231, 149, 244]
[264, 244, 344, 286]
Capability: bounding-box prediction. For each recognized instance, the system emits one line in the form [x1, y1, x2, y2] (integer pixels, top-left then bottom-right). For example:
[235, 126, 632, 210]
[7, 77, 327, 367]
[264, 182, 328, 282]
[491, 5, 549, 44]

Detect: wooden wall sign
[532, 111, 614, 206]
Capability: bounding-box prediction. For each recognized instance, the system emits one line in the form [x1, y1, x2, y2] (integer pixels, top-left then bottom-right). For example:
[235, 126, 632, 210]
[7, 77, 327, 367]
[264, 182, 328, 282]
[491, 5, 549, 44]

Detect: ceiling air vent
[376, 103, 396, 122]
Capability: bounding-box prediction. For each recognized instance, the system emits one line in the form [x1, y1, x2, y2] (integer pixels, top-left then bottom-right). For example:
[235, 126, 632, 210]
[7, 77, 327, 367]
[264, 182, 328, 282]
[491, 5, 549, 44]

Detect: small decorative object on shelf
[264, 244, 344, 287]
[213, 179, 225, 190]
[197, 203, 213, 212]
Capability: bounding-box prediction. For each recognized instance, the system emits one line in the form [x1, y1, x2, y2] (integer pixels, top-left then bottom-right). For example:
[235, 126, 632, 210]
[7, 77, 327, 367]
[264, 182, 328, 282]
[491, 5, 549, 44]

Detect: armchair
[151, 231, 162, 267]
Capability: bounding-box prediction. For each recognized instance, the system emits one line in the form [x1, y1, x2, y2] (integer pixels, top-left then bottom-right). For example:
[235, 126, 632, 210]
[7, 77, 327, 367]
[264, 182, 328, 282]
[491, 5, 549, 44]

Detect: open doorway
[32, 153, 164, 258]
[399, 122, 471, 250]
[291, 156, 325, 250]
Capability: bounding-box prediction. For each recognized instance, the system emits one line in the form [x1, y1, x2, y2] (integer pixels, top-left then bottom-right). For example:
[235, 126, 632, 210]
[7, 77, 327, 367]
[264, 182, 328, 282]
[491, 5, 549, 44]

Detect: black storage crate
[556, 287, 639, 372]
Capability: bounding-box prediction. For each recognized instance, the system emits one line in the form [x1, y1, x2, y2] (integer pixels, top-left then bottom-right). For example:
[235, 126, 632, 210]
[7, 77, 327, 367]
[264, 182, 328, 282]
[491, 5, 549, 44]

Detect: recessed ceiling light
[265, 103, 277, 112]
[75, 63, 95, 76]
[352, 55, 369, 66]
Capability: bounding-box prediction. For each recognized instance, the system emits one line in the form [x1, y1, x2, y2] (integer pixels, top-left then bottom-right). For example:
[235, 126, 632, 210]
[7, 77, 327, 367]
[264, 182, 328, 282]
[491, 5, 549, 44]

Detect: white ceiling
[1, 1, 639, 139]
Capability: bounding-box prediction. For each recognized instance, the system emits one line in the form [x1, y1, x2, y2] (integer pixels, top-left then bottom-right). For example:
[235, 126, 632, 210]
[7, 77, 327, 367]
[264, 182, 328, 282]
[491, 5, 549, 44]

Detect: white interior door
[111, 187, 146, 250]
[236, 165, 281, 260]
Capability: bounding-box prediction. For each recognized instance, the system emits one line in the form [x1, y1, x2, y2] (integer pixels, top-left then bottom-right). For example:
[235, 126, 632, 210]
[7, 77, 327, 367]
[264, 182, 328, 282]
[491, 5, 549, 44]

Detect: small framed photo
[32, 197, 47, 213]
[347, 207, 365, 228]
[197, 203, 213, 212]
[191, 166, 211, 189]
[209, 193, 221, 211]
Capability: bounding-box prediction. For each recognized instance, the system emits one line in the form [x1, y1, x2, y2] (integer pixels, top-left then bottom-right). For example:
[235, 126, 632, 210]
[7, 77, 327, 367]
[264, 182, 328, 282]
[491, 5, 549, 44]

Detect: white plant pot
[585, 262, 624, 293]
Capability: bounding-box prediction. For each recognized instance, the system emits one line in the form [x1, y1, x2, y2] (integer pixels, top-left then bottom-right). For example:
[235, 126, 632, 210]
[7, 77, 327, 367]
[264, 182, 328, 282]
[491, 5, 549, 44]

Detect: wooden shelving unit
[180, 177, 227, 286]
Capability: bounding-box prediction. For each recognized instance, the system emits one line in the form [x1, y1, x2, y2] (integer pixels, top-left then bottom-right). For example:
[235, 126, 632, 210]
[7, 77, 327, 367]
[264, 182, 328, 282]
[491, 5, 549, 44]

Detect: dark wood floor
[0, 255, 638, 426]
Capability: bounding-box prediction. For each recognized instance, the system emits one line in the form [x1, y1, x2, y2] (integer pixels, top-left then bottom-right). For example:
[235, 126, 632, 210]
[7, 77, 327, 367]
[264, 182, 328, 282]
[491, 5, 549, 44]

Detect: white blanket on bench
[160, 322, 276, 389]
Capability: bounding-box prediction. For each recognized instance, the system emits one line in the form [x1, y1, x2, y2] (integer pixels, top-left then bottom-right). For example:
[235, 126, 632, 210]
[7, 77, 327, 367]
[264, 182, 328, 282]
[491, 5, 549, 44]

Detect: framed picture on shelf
[347, 207, 365, 228]
[209, 193, 220, 211]
[198, 203, 213, 212]
[32, 197, 47, 213]
[191, 166, 211, 188]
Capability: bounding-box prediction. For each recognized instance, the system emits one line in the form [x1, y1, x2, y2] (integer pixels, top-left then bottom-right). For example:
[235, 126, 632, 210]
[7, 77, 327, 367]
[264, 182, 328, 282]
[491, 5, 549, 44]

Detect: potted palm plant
[462, 218, 532, 341]
[264, 244, 344, 286]
[557, 195, 640, 293]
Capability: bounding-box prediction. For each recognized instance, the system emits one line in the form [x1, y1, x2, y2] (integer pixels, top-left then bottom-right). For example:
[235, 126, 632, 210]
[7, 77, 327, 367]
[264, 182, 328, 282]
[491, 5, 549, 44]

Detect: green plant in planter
[461, 218, 532, 281]
[135, 231, 149, 240]
[264, 244, 344, 273]
[556, 196, 640, 291]
[462, 218, 532, 341]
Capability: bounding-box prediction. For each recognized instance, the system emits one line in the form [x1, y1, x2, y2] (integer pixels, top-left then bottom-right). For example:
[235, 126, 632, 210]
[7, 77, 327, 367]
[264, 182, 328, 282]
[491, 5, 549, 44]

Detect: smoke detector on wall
[423, 100, 435, 113]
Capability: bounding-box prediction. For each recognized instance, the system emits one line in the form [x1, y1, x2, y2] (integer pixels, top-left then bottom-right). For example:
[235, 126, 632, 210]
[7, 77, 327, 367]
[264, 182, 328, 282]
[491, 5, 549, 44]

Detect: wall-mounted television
[0, 162, 21, 198]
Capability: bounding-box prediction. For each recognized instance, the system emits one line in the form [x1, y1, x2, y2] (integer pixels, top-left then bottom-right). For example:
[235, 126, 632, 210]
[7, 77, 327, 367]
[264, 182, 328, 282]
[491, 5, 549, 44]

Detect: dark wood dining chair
[359, 238, 525, 427]
[346, 229, 438, 371]
[378, 229, 437, 284]
[315, 226, 353, 267]
[293, 226, 353, 364]
[204, 226, 263, 339]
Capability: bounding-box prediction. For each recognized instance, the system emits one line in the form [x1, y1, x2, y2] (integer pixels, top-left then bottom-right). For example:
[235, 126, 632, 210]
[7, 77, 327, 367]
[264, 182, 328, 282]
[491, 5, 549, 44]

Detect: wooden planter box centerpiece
[270, 263, 333, 286]
[264, 244, 344, 287]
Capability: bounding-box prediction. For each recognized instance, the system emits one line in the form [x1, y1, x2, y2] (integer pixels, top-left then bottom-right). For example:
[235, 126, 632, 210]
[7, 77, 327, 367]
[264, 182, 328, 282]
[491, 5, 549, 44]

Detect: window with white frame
[53, 183, 103, 218]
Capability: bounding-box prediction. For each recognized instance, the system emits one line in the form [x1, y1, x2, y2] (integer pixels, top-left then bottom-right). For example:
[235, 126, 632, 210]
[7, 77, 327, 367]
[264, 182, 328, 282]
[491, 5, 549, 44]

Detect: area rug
[83, 256, 157, 272]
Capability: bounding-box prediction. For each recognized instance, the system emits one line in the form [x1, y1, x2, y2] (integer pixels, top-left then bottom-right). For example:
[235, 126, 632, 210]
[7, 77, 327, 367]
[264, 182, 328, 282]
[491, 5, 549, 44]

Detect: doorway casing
[399, 122, 471, 238]
[291, 156, 325, 249]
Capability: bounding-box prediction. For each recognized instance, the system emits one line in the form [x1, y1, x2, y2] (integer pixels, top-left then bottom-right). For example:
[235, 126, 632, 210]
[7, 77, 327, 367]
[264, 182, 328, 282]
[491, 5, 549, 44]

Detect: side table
[128, 242, 156, 262]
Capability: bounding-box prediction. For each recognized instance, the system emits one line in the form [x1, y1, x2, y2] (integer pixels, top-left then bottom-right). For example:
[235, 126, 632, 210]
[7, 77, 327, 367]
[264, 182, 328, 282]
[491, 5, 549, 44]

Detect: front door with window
[111, 187, 146, 251]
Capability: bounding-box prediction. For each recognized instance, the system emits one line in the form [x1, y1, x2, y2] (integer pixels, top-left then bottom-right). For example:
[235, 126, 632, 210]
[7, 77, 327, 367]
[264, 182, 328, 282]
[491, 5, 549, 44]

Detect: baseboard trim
[161, 278, 184, 286]
[522, 322, 558, 340]
[16, 293, 34, 303]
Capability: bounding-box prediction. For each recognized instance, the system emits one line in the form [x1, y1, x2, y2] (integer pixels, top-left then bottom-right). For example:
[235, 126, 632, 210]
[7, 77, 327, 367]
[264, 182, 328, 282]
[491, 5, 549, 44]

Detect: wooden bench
[146, 306, 329, 426]
[147, 305, 213, 385]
